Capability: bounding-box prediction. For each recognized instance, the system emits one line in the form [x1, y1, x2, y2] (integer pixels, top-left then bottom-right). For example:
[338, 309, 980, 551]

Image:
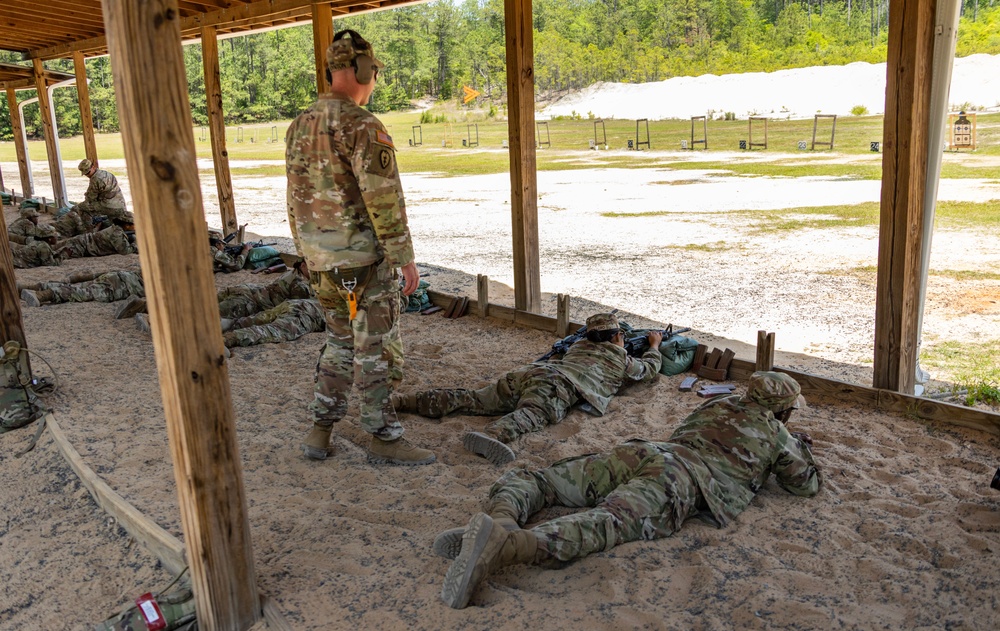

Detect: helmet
[742, 371, 806, 414]
[585, 313, 620, 333]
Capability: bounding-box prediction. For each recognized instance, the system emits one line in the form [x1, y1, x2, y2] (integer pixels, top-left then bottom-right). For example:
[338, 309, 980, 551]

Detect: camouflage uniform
[483, 372, 821, 562]
[7, 209, 40, 241]
[57, 225, 134, 259]
[223, 298, 326, 348]
[11, 240, 61, 268]
[217, 270, 312, 318]
[38, 270, 144, 304]
[286, 86, 414, 440]
[77, 167, 130, 222]
[211, 244, 249, 273]
[407, 339, 662, 443]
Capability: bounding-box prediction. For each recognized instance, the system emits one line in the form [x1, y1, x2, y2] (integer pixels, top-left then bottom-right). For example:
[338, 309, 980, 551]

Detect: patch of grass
[935, 200, 1000, 227]
[920, 339, 1000, 406]
[660, 160, 883, 180]
[664, 241, 732, 252]
[740, 202, 882, 232]
[600, 210, 676, 218]
[651, 179, 706, 186]
[929, 268, 1000, 281]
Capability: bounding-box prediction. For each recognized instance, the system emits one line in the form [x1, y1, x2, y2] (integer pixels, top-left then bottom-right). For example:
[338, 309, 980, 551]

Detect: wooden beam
[755, 330, 775, 372]
[477, 274, 489, 318]
[73, 52, 99, 168]
[0, 197, 30, 361]
[556, 293, 570, 337]
[201, 25, 238, 235]
[503, 0, 540, 314]
[99, 1, 260, 629]
[32, 59, 67, 208]
[5, 89, 32, 198]
[312, 3, 333, 94]
[873, 0, 938, 393]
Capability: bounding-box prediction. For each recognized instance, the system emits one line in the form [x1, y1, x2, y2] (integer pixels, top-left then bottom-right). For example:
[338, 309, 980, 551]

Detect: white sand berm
[541, 53, 1000, 120]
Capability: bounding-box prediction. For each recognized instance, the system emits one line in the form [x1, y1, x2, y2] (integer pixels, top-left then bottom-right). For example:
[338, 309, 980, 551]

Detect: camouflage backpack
[0, 342, 45, 433]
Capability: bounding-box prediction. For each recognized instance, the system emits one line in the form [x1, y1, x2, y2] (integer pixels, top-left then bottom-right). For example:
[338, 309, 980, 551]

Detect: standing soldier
[285, 29, 433, 466]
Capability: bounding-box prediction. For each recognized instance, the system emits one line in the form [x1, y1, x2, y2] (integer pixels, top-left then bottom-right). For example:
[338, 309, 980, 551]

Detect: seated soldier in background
[210, 235, 251, 273]
[7, 207, 42, 243]
[11, 224, 64, 268]
[56, 224, 135, 259]
[435, 372, 821, 609]
[393, 313, 662, 465]
[54, 159, 132, 237]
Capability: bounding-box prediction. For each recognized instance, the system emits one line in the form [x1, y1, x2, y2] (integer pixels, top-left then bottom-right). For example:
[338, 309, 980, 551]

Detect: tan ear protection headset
[333, 29, 378, 85]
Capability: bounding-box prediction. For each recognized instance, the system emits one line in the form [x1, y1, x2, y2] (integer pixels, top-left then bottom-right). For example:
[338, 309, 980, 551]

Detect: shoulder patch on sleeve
[375, 130, 395, 150]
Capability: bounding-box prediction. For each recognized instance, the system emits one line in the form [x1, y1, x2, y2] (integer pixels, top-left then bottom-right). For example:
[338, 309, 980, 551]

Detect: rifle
[223, 240, 276, 257]
[622, 323, 692, 357]
[537, 309, 619, 362]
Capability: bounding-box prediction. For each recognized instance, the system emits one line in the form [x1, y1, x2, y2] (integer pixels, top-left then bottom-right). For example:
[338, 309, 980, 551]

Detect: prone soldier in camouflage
[285, 29, 432, 466]
[217, 269, 312, 318]
[222, 298, 326, 348]
[56, 225, 135, 259]
[20, 270, 144, 307]
[435, 371, 822, 609]
[7, 207, 42, 243]
[55, 160, 132, 237]
[209, 235, 251, 273]
[10, 224, 63, 268]
[394, 313, 663, 465]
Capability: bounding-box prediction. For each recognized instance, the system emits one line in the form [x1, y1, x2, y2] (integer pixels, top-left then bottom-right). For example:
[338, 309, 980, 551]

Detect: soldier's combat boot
[114, 295, 147, 319]
[302, 425, 334, 460]
[433, 502, 521, 560]
[462, 431, 516, 466]
[68, 270, 98, 283]
[440, 513, 539, 609]
[135, 313, 151, 334]
[367, 436, 437, 466]
[20, 288, 55, 307]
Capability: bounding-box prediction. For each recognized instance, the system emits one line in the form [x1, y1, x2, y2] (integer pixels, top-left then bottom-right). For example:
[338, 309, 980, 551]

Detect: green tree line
[2, 0, 998, 141]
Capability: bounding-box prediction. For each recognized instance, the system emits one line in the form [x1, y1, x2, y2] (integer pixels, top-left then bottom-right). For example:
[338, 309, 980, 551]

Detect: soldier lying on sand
[435, 371, 821, 609]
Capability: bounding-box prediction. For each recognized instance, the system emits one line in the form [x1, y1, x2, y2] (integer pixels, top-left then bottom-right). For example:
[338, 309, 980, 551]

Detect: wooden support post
[556, 293, 570, 338]
[100, 2, 260, 630]
[312, 2, 333, 94]
[5, 89, 32, 199]
[477, 274, 489, 318]
[755, 330, 775, 372]
[0, 206, 31, 375]
[73, 51, 99, 168]
[873, 0, 937, 394]
[504, 0, 541, 314]
[201, 25, 238, 235]
[32, 58, 67, 208]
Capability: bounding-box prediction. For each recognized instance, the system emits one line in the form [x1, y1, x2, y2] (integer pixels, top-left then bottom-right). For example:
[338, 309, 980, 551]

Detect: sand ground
[3, 195, 1000, 630]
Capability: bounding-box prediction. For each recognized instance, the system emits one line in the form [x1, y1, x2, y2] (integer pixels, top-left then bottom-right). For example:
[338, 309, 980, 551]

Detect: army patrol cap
[326, 31, 384, 73]
[586, 313, 620, 333]
[78, 159, 94, 174]
[743, 371, 807, 413]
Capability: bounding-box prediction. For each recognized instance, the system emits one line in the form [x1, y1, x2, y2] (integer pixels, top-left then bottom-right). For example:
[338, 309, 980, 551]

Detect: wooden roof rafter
[0, 62, 74, 91]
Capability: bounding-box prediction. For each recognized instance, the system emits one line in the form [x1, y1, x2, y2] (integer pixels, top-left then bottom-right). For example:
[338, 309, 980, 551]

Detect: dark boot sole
[462, 432, 516, 466]
[114, 296, 147, 319]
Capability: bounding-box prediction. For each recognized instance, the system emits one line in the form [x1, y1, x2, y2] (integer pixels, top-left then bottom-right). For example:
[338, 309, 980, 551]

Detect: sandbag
[247, 245, 282, 270]
[658, 335, 699, 376]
